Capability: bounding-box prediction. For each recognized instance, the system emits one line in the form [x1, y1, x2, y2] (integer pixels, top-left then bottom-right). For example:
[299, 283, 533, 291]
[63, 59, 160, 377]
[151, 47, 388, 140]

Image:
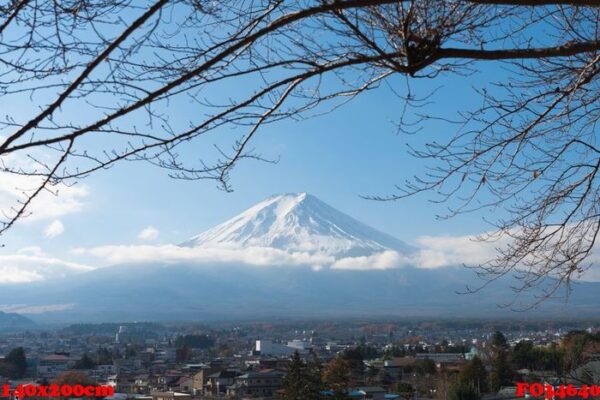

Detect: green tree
[511, 341, 535, 370]
[306, 353, 324, 398]
[491, 331, 508, 348]
[415, 358, 436, 375]
[459, 356, 488, 394]
[282, 351, 322, 400]
[396, 382, 415, 400]
[174, 334, 215, 349]
[341, 346, 373, 375]
[74, 353, 96, 370]
[4, 347, 27, 379]
[448, 381, 480, 400]
[95, 348, 113, 365]
[489, 332, 513, 392]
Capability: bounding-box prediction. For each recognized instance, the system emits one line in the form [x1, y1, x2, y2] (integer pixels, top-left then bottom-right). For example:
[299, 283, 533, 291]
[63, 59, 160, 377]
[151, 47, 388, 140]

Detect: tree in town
[95, 348, 114, 365]
[74, 353, 96, 370]
[50, 371, 98, 400]
[52, 370, 97, 386]
[174, 334, 215, 349]
[322, 357, 352, 400]
[448, 381, 481, 400]
[395, 382, 415, 400]
[560, 330, 600, 383]
[511, 340, 564, 374]
[0, 347, 27, 379]
[511, 341, 536, 371]
[458, 356, 489, 394]
[282, 351, 322, 400]
[341, 346, 373, 376]
[306, 353, 324, 397]
[1, 1, 600, 302]
[175, 345, 191, 362]
[415, 358, 437, 376]
[489, 332, 514, 392]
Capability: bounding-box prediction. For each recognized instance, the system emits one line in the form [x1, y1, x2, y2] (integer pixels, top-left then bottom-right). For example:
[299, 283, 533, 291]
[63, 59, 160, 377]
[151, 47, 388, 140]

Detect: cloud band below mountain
[70, 237, 492, 272]
[1, 232, 598, 284]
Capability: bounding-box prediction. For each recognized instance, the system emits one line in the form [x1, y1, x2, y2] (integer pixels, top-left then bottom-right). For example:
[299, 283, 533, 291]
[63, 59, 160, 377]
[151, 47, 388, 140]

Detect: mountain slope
[0, 311, 35, 330]
[5, 262, 599, 323]
[181, 193, 414, 258]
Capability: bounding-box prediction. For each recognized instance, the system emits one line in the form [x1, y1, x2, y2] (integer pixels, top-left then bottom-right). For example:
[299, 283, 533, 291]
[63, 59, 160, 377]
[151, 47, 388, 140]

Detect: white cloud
[17, 246, 45, 257]
[76, 232, 499, 272]
[44, 219, 65, 238]
[0, 267, 45, 283]
[331, 250, 411, 270]
[138, 226, 159, 241]
[413, 233, 600, 281]
[0, 149, 89, 224]
[0, 248, 93, 283]
[6, 229, 600, 284]
[68, 235, 496, 271]
[71, 243, 411, 271]
[0, 173, 88, 222]
[76, 243, 336, 267]
[0, 303, 74, 314]
[414, 234, 500, 269]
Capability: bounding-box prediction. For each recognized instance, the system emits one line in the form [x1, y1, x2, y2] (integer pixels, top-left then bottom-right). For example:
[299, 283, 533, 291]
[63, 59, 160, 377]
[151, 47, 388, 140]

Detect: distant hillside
[0, 312, 35, 330]
[0, 262, 597, 323]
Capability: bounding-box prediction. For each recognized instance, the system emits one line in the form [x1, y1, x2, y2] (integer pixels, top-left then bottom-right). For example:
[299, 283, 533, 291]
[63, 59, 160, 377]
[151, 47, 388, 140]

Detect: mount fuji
[181, 192, 415, 259]
[1, 192, 599, 323]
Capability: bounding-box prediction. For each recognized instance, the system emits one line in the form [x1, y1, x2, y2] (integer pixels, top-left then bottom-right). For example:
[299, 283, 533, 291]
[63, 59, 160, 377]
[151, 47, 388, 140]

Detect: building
[415, 353, 464, 363]
[205, 370, 240, 395]
[255, 339, 311, 356]
[36, 354, 73, 378]
[90, 364, 119, 380]
[287, 340, 312, 352]
[255, 340, 296, 357]
[227, 370, 285, 399]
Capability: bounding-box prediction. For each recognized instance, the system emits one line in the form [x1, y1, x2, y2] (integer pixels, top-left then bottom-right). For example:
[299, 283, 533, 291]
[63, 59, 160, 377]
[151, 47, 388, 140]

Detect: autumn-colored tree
[322, 358, 352, 400]
[561, 331, 600, 383]
[52, 370, 96, 386]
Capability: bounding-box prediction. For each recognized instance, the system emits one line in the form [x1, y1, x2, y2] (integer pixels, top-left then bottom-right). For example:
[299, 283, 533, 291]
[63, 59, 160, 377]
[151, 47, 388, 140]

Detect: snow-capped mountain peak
[180, 193, 414, 257]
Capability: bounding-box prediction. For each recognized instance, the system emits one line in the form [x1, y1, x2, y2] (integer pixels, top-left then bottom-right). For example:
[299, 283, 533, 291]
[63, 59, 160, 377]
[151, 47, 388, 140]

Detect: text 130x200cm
[3, 384, 114, 398]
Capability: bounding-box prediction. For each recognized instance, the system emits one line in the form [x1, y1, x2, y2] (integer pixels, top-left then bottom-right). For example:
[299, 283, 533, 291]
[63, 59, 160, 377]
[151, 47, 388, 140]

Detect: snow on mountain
[180, 193, 415, 258]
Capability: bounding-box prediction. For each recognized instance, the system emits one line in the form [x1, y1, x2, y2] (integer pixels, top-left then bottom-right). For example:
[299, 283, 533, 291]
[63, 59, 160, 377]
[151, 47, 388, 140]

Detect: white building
[287, 340, 312, 351]
[255, 340, 296, 356]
